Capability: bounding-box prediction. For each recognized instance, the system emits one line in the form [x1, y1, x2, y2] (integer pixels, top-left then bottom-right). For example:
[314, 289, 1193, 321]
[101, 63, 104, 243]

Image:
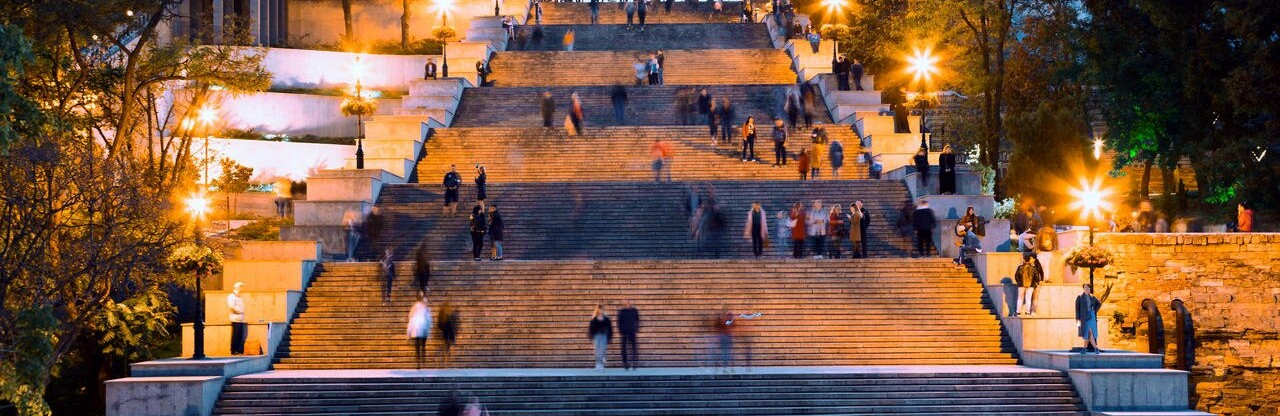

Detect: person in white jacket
[407, 291, 433, 369]
[806, 200, 828, 259]
[227, 282, 247, 355]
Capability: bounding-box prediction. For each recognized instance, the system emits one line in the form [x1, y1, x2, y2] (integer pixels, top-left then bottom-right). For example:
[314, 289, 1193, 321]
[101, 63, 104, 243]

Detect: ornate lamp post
[182, 194, 213, 359]
[433, 0, 457, 78]
[905, 47, 939, 150]
[1069, 177, 1114, 292]
[342, 55, 376, 169]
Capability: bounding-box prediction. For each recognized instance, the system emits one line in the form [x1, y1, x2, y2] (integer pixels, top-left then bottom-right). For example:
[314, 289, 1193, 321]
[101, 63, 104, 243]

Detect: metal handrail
[1139, 299, 1166, 355]
[1170, 299, 1196, 371]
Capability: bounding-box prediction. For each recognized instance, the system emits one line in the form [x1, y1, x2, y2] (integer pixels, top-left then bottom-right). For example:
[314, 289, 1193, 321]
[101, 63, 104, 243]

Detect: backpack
[974, 215, 987, 237]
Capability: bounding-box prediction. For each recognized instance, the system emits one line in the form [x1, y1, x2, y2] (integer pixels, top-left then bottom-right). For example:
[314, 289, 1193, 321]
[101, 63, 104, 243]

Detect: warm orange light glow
[431, 0, 457, 19]
[823, 0, 844, 14]
[906, 46, 940, 85]
[196, 106, 217, 127]
[1069, 178, 1113, 222]
[1092, 138, 1105, 159]
[350, 55, 368, 86]
[185, 193, 212, 219]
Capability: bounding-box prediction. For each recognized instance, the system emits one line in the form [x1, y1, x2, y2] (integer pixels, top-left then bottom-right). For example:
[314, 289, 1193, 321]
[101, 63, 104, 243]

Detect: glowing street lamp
[903, 46, 940, 150]
[184, 192, 212, 359]
[1069, 177, 1113, 291]
[194, 105, 218, 187]
[432, 0, 457, 77]
[1092, 137, 1105, 159]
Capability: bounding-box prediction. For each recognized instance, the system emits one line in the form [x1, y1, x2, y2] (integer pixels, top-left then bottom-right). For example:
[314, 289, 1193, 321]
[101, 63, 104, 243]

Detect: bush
[229, 217, 293, 241]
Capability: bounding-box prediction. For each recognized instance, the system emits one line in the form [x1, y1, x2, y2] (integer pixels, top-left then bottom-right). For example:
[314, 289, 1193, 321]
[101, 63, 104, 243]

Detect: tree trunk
[401, 0, 411, 50]
[342, 0, 354, 42]
[1140, 153, 1154, 198]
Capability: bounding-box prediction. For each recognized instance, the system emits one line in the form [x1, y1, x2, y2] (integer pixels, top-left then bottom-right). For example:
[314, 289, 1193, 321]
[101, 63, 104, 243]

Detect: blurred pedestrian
[789, 202, 806, 259]
[829, 137, 844, 179]
[563, 28, 576, 51]
[806, 200, 827, 258]
[914, 147, 930, 192]
[828, 204, 846, 259]
[406, 291, 432, 369]
[697, 88, 712, 125]
[344, 212, 361, 262]
[274, 178, 293, 218]
[438, 390, 462, 416]
[569, 91, 584, 134]
[797, 149, 810, 180]
[848, 201, 865, 258]
[588, 305, 614, 369]
[625, 0, 637, 30]
[589, 0, 600, 24]
[637, 0, 648, 31]
[810, 122, 828, 179]
[462, 396, 490, 416]
[913, 198, 937, 257]
[618, 301, 641, 369]
[414, 242, 431, 293]
[488, 204, 504, 261]
[437, 302, 459, 362]
[1016, 253, 1044, 315]
[851, 59, 865, 90]
[775, 210, 790, 257]
[719, 97, 735, 144]
[744, 202, 769, 258]
[611, 84, 628, 125]
[771, 118, 788, 167]
[650, 138, 673, 181]
[468, 205, 488, 261]
[540, 91, 555, 129]
[381, 247, 396, 303]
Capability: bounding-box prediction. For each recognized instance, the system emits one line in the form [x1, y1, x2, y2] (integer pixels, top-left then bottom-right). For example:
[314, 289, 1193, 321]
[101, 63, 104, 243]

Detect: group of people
[831, 54, 866, 91]
[540, 90, 586, 134]
[588, 302, 760, 370]
[912, 144, 961, 195]
[773, 199, 873, 259]
[441, 165, 507, 261]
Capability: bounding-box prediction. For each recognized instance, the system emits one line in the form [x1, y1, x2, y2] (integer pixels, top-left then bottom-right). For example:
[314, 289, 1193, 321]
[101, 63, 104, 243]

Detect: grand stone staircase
[416, 126, 867, 183]
[207, 3, 1105, 415]
[356, 180, 914, 261]
[486, 49, 797, 86]
[273, 259, 1016, 370]
[452, 85, 830, 127]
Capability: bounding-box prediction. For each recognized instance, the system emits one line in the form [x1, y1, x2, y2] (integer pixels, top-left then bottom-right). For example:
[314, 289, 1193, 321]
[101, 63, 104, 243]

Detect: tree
[1004, 99, 1090, 206]
[915, 0, 1027, 197]
[0, 1, 269, 412]
[212, 157, 254, 219]
[342, 0, 355, 45]
[402, 0, 412, 50]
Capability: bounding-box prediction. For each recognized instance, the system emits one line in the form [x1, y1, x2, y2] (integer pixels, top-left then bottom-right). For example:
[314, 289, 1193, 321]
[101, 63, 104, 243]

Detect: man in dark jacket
[443, 165, 462, 217]
[719, 98, 735, 144]
[611, 85, 628, 125]
[617, 300, 640, 370]
[488, 204, 505, 261]
[913, 199, 937, 257]
[540, 91, 555, 128]
[771, 118, 788, 167]
[850, 59, 864, 90]
[855, 200, 871, 258]
[833, 54, 850, 91]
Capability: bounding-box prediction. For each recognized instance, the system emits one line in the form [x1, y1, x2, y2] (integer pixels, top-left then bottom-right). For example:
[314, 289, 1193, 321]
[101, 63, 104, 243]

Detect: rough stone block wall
[1095, 233, 1280, 415]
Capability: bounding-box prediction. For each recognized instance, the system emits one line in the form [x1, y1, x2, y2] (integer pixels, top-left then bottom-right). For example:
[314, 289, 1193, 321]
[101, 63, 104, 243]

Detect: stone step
[452, 85, 832, 127]
[510, 23, 772, 51]
[213, 368, 1086, 415]
[535, 2, 749, 25]
[355, 180, 917, 261]
[487, 49, 796, 87]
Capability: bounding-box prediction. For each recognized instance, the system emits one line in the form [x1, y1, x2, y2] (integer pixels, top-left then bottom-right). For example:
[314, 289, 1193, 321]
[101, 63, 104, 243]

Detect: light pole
[495, 0, 500, 16]
[905, 47, 939, 150]
[1070, 177, 1112, 293]
[352, 56, 368, 169]
[434, 0, 456, 78]
[185, 194, 212, 359]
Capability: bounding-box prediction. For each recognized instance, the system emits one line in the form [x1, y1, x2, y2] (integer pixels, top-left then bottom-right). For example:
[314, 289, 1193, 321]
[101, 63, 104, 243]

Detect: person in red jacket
[789, 202, 807, 259]
[1237, 202, 1254, 232]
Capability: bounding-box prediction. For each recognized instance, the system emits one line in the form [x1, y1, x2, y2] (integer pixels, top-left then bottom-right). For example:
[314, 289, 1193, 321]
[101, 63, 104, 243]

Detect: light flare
[1069, 178, 1113, 223]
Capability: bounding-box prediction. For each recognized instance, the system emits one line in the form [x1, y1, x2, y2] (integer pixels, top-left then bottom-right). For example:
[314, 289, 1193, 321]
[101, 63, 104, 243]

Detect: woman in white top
[406, 291, 433, 369]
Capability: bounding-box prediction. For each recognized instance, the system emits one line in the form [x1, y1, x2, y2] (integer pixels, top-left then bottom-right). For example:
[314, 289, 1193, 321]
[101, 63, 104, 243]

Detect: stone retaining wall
[1095, 233, 1280, 415]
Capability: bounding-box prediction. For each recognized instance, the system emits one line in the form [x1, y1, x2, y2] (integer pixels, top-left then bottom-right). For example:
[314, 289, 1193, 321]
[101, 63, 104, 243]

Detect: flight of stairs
[486, 49, 797, 87]
[356, 180, 914, 261]
[214, 368, 1088, 415]
[451, 85, 831, 127]
[273, 258, 1017, 370]
[416, 126, 867, 183]
[511, 23, 773, 51]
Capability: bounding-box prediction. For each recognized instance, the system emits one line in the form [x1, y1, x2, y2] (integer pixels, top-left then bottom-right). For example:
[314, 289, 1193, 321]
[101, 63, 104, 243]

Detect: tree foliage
[0, 0, 268, 412]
